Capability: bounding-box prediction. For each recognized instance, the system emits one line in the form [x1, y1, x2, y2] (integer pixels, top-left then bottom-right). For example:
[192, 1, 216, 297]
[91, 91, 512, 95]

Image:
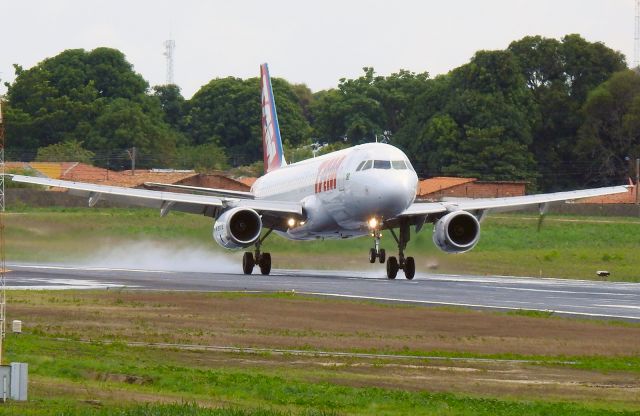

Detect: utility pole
[0, 98, 6, 365]
[636, 158, 640, 205]
[127, 147, 136, 176]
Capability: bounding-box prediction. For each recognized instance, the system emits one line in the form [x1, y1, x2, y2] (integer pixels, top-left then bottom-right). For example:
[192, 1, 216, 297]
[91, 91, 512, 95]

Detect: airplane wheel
[386, 256, 398, 279]
[242, 252, 255, 275]
[378, 249, 386, 264]
[404, 257, 415, 280]
[369, 248, 376, 264]
[259, 252, 272, 275]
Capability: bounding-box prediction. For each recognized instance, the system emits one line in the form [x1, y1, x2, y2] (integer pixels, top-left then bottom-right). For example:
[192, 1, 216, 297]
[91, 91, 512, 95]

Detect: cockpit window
[405, 159, 415, 172]
[373, 160, 391, 169]
[361, 160, 373, 170]
[391, 160, 407, 170]
[355, 161, 367, 171]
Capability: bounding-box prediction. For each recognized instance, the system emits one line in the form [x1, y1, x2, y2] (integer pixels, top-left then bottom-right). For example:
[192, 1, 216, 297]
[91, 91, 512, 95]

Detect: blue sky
[0, 0, 634, 98]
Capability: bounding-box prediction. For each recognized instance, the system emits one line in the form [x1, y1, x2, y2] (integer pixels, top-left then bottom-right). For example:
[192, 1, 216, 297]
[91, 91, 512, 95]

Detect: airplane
[10, 64, 630, 279]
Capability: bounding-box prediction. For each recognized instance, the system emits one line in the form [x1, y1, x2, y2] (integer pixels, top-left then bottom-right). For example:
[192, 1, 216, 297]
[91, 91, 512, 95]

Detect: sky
[0, 0, 635, 98]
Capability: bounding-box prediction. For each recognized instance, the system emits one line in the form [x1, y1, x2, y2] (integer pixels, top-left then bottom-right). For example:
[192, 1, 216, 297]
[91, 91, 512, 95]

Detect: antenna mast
[164, 39, 176, 85]
[0, 97, 6, 365]
[635, 0, 640, 68]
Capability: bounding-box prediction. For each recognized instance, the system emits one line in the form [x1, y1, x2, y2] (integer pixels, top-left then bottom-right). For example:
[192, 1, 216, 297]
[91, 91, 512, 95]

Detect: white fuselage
[251, 143, 418, 240]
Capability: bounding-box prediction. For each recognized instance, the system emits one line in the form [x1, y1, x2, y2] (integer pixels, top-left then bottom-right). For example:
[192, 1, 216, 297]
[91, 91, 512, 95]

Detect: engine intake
[433, 211, 480, 253]
[213, 208, 262, 249]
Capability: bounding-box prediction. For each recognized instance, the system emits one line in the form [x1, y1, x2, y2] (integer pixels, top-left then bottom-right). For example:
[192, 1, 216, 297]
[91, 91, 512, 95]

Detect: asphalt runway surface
[5, 262, 640, 321]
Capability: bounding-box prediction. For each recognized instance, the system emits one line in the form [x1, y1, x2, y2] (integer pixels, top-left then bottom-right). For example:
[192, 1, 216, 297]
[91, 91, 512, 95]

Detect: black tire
[369, 248, 376, 263]
[404, 256, 415, 280]
[378, 248, 386, 264]
[386, 256, 398, 279]
[259, 252, 272, 275]
[242, 252, 255, 275]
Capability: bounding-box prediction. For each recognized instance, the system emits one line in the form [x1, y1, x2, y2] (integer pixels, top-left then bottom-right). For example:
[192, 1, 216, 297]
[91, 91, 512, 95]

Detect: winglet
[260, 63, 287, 173]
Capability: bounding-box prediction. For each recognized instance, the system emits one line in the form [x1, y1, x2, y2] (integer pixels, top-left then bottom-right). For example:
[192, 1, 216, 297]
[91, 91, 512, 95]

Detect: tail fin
[260, 63, 286, 173]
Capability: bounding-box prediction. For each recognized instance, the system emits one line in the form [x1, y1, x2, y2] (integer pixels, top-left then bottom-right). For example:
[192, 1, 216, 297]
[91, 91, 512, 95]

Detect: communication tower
[164, 39, 176, 85]
[635, 0, 640, 68]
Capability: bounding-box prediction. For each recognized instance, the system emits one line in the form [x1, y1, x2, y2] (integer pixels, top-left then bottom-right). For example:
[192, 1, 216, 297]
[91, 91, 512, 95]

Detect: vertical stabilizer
[260, 63, 286, 173]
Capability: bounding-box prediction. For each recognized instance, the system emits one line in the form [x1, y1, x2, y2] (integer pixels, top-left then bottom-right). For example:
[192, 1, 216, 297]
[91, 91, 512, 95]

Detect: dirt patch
[87, 371, 154, 385]
[10, 291, 640, 357]
[8, 291, 640, 408]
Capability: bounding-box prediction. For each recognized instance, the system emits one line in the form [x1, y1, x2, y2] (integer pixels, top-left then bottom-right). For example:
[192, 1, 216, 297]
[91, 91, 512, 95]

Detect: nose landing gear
[368, 231, 386, 264]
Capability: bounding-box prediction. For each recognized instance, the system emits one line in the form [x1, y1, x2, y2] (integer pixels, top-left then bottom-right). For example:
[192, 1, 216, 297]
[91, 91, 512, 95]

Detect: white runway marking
[7, 278, 135, 290]
[8, 264, 169, 274]
[305, 292, 640, 320]
[594, 304, 640, 310]
[489, 285, 635, 297]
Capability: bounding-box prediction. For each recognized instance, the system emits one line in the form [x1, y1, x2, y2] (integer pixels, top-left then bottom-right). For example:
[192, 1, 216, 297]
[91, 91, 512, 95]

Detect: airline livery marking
[315, 156, 346, 193]
[261, 64, 283, 173]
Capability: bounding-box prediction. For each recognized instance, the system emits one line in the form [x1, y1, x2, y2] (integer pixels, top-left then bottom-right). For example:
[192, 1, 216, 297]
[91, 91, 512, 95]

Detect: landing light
[368, 217, 379, 229]
[287, 218, 296, 228]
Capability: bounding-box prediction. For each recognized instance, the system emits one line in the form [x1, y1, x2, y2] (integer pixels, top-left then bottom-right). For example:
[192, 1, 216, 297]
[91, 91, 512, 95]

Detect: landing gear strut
[368, 230, 386, 264]
[387, 219, 415, 280]
[243, 229, 273, 275]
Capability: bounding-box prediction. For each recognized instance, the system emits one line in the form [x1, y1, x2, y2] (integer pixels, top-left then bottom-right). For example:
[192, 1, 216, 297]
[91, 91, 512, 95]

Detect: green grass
[2, 334, 639, 416]
[4, 207, 640, 280]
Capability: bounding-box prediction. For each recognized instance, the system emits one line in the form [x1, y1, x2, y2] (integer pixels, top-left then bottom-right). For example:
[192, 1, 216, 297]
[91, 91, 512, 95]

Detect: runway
[5, 262, 640, 321]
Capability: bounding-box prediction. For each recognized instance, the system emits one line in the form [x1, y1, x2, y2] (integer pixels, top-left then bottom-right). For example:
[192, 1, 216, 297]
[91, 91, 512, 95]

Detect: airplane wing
[143, 182, 254, 199]
[9, 175, 301, 218]
[399, 185, 630, 218]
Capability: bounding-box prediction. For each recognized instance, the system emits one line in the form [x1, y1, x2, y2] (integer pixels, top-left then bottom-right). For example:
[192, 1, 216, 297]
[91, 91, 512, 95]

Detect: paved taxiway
[5, 262, 640, 321]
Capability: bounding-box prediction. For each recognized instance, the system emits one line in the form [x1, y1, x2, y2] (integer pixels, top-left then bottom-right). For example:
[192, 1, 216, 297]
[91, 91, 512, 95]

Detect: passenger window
[391, 160, 407, 170]
[356, 161, 366, 171]
[362, 160, 373, 170]
[373, 160, 391, 169]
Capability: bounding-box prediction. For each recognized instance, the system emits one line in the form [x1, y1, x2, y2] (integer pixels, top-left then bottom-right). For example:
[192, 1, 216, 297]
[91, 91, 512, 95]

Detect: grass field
[1, 291, 639, 415]
[2, 207, 640, 414]
[4, 207, 640, 281]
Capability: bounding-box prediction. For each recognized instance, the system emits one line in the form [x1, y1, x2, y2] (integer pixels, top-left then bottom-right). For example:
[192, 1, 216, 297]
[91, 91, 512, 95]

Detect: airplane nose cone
[361, 172, 417, 218]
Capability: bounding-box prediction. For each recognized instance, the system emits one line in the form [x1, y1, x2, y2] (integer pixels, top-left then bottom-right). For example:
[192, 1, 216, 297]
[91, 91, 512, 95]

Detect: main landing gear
[370, 219, 415, 280]
[242, 229, 273, 275]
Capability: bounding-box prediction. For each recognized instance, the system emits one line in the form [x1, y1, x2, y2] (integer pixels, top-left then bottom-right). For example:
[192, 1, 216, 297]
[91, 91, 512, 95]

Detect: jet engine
[213, 208, 262, 249]
[433, 211, 480, 254]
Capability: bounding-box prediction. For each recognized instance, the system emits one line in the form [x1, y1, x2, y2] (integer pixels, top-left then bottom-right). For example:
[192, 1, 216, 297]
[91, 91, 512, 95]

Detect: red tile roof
[418, 177, 477, 196]
[577, 186, 636, 204]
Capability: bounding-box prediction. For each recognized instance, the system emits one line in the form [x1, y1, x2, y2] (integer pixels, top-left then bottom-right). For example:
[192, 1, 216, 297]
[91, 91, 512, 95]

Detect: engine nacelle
[433, 211, 481, 254]
[213, 208, 262, 249]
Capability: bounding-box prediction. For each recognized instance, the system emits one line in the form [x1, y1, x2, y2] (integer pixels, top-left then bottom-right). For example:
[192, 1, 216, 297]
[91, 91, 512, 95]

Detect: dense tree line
[2, 34, 635, 189]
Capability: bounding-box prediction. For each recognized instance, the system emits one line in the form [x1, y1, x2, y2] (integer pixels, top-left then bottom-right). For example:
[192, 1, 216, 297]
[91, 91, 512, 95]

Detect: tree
[175, 143, 229, 172]
[398, 51, 537, 181]
[4, 48, 175, 165]
[85, 96, 178, 168]
[185, 76, 311, 166]
[35, 140, 95, 163]
[310, 68, 429, 144]
[575, 70, 640, 185]
[153, 84, 186, 131]
[508, 34, 627, 189]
